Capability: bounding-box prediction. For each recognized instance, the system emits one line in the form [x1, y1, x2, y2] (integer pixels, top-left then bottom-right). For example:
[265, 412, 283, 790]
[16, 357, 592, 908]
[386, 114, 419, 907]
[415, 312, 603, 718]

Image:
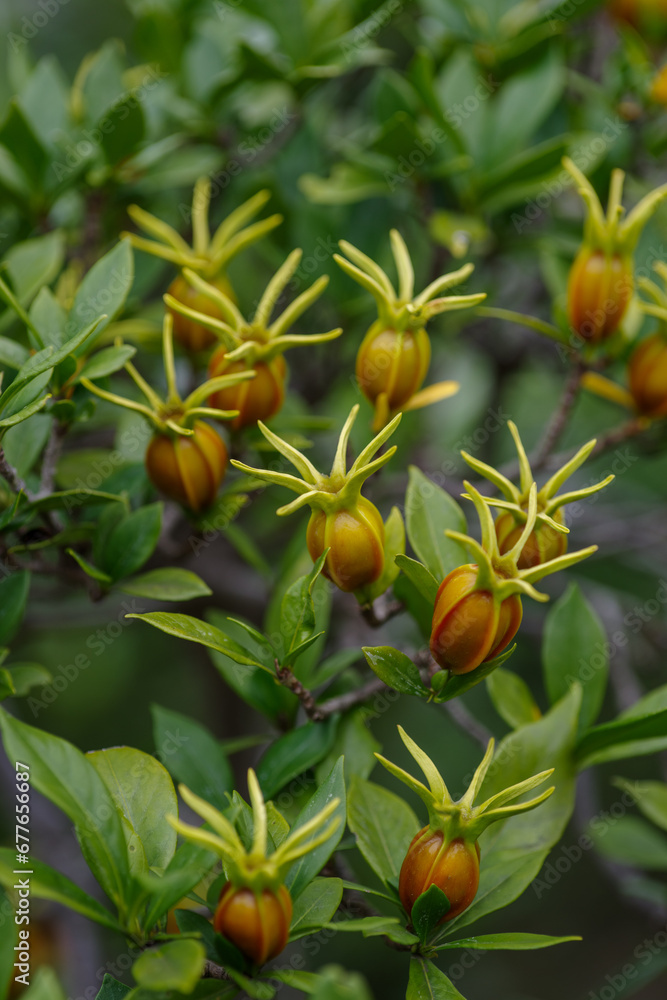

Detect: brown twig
[202, 960, 232, 980]
[37, 420, 67, 498]
[275, 661, 325, 721]
[530, 361, 584, 472]
[0, 449, 31, 497]
[317, 676, 388, 719]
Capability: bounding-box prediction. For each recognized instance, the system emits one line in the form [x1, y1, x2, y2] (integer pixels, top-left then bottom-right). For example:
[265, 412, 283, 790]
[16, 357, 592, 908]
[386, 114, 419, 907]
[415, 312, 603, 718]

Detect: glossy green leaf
[486, 668, 541, 729]
[285, 757, 346, 899]
[67, 549, 113, 585]
[88, 747, 178, 877]
[256, 720, 338, 799]
[3, 231, 65, 303]
[77, 345, 137, 382]
[309, 966, 373, 1000]
[543, 584, 608, 733]
[0, 710, 134, 917]
[99, 95, 145, 165]
[142, 841, 217, 931]
[575, 708, 667, 769]
[0, 336, 29, 369]
[290, 877, 344, 939]
[130, 610, 267, 669]
[362, 646, 429, 698]
[0, 670, 14, 701]
[394, 554, 439, 603]
[279, 553, 326, 668]
[405, 465, 467, 581]
[0, 848, 121, 931]
[69, 239, 134, 342]
[151, 704, 233, 812]
[316, 708, 380, 784]
[407, 958, 465, 1000]
[119, 568, 212, 601]
[132, 939, 205, 993]
[94, 974, 132, 998]
[347, 776, 419, 886]
[436, 932, 581, 950]
[0, 571, 30, 644]
[435, 644, 518, 703]
[412, 885, 451, 942]
[99, 503, 162, 580]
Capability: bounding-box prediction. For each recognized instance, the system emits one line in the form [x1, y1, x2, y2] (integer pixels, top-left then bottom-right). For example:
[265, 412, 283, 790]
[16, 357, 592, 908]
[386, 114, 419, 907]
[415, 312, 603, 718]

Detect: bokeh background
[1, 0, 667, 997]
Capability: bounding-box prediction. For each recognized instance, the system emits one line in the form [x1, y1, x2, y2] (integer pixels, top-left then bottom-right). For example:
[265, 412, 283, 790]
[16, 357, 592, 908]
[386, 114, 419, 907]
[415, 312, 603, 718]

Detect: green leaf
[77, 345, 137, 382]
[290, 877, 343, 939]
[151, 704, 233, 812]
[347, 776, 419, 886]
[486, 668, 541, 729]
[412, 885, 451, 942]
[327, 916, 403, 937]
[286, 757, 346, 899]
[69, 240, 134, 342]
[99, 95, 145, 165]
[437, 932, 581, 950]
[362, 646, 429, 698]
[130, 611, 266, 669]
[94, 974, 132, 998]
[405, 466, 467, 581]
[0, 336, 29, 369]
[3, 412, 50, 476]
[0, 848, 121, 931]
[0, 571, 30, 644]
[87, 747, 178, 878]
[543, 584, 608, 733]
[309, 965, 374, 1000]
[3, 231, 64, 303]
[316, 707, 380, 784]
[256, 720, 338, 800]
[394, 554, 439, 603]
[407, 957, 465, 1000]
[119, 568, 212, 601]
[15, 968, 67, 1000]
[0, 382, 51, 428]
[29, 287, 68, 349]
[575, 707, 667, 769]
[5, 662, 52, 698]
[0, 710, 134, 917]
[589, 815, 667, 871]
[0, 670, 14, 701]
[132, 939, 205, 993]
[443, 686, 582, 936]
[99, 503, 162, 581]
[279, 553, 326, 668]
[67, 549, 113, 585]
[28, 489, 126, 512]
[613, 778, 667, 832]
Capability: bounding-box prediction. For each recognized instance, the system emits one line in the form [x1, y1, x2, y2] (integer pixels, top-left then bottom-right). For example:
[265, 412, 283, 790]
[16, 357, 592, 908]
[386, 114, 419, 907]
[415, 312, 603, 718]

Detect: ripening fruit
[356, 320, 431, 410]
[399, 828, 480, 922]
[495, 508, 567, 570]
[306, 497, 385, 592]
[145, 420, 227, 511]
[213, 883, 292, 965]
[208, 352, 286, 431]
[627, 333, 667, 418]
[167, 274, 235, 353]
[609, 0, 667, 33]
[430, 565, 522, 674]
[567, 247, 633, 342]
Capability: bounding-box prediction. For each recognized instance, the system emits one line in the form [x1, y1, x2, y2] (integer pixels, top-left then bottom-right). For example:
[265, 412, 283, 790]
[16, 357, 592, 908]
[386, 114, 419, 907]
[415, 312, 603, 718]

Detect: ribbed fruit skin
[399, 827, 481, 922]
[567, 248, 633, 342]
[306, 497, 385, 593]
[429, 564, 523, 674]
[145, 421, 227, 511]
[208, 352, 286, 431]
[628, 333, 667, 418]
[167, 274, 235, 352]
[213, 883, 292, 965]
[495, 508, 567, 569]
[356, 321, 431, 409]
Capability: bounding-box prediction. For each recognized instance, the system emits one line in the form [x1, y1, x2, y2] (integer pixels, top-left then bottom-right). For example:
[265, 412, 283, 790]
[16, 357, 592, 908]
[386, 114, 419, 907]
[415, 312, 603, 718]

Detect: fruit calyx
[376, 726, 555, 844]
[163, 248, 341, 367]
